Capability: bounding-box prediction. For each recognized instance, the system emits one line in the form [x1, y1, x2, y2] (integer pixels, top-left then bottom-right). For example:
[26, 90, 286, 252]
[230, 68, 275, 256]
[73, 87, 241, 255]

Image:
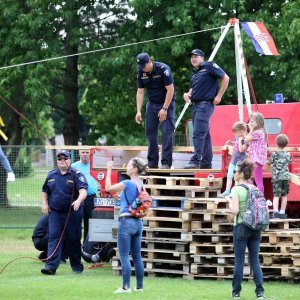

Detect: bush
[13, 147, 33, 178]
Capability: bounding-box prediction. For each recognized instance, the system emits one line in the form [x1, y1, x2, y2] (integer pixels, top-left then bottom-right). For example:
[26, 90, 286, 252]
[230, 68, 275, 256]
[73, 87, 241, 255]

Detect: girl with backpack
[105, 157, 147, 294]
[230, 159, 265, 299]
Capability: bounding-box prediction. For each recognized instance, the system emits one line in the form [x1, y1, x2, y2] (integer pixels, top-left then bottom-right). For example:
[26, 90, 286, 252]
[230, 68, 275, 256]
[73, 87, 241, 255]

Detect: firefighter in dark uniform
[183, 49, 229, 169]
[41, 150, 88, 275]
[32, 215, 68, 261]
[135, 53, 175, 169]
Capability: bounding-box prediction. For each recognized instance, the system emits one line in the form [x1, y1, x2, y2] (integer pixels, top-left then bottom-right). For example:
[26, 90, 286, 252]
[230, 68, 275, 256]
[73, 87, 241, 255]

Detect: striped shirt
[249, 129, 267, 165]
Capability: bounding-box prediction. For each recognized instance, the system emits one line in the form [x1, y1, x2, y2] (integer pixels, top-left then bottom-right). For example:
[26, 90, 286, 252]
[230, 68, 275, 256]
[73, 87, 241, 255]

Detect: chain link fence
[0, 132, 188, 229]
[0, 146, 81, 229]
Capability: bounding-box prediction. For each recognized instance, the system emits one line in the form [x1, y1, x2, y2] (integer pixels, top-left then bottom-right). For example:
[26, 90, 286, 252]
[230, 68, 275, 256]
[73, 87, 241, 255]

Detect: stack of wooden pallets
[111, 173, 300, 281]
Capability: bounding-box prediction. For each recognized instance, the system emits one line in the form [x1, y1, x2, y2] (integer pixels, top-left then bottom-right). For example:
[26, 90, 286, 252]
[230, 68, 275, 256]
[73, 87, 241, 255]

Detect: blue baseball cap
[136, 53, 150, 71]
[189, 49, 205, 57]
[57, 150, 70, 159]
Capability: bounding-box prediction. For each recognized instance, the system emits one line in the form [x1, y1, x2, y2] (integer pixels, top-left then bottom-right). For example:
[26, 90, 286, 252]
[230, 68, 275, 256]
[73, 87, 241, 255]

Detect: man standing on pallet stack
[183, 49, 229, 169]
[135, 53, 176, 169]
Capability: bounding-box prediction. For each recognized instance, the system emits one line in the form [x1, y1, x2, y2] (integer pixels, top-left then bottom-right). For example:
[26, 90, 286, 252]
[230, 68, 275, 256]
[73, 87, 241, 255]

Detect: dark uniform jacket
[137, 61, 175, 103]
[42, 167, 88, 212]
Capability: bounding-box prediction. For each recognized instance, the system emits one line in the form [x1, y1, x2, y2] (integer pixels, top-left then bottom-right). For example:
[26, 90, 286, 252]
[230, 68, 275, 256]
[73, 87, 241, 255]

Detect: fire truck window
[265, 118, 282, 135]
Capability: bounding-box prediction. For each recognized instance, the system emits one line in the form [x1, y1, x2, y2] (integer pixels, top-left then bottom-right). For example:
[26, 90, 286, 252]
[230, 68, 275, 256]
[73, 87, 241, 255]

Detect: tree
[79, 0, 299, 145]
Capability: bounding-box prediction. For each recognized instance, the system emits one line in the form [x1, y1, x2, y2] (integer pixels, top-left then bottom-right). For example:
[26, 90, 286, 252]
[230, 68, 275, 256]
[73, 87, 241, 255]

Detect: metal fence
[0, 145, 82, 229]
[0, 131, 188, 229]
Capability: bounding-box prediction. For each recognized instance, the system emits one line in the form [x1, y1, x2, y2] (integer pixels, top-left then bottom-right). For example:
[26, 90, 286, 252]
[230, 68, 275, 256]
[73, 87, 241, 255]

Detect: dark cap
[57, 150, 70, 159]
[188, 49, 205, 57]
[136, 53, 150, 71]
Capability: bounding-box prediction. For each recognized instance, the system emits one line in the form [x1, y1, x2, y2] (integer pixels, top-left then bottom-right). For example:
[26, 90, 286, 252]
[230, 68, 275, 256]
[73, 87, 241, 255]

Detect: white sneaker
[134, 287, 143, 292]
[113, 287, 131, 294]
[7, 172, 16, 182]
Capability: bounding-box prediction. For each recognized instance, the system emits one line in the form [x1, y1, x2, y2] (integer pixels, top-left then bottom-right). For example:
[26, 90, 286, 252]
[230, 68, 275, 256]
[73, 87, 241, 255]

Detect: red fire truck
[89, 101, 300, 224]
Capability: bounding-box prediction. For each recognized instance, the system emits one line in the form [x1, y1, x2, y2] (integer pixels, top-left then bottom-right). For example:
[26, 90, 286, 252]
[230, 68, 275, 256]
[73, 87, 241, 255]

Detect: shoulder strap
[132, 179, 144, 193]
[235, 184, 249, 222]
[236, 184, 249, 191]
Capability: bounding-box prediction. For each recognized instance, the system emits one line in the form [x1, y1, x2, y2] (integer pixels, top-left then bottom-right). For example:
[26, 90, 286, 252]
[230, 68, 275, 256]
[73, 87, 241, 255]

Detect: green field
[0, 207, 42, 228]
[0, 229, 299, 300]
[7, 168, 50, 206]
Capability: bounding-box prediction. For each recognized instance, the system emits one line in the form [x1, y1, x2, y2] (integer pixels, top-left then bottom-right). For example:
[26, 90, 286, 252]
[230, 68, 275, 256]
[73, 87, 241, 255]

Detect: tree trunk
[62, 7, 80, 145]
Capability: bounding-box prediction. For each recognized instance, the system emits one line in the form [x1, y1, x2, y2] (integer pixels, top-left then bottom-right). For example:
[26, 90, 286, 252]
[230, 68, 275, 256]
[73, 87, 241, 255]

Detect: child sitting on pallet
[219, 121, 249, 198]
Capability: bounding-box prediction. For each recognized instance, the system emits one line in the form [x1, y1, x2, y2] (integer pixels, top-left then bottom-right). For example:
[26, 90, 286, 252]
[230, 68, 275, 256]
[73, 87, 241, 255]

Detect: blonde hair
[249, 112, 268, 142]
[131, 157, 148, 175]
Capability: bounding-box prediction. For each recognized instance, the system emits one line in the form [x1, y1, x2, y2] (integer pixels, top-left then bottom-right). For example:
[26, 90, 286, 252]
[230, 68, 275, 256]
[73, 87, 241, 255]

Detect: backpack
[238, 184, 269, 231]
[124, 180, 152, 218]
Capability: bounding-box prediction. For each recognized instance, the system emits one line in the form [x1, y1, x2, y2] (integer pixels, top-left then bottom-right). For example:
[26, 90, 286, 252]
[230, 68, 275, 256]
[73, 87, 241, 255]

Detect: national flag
[241, 22, 279, 56]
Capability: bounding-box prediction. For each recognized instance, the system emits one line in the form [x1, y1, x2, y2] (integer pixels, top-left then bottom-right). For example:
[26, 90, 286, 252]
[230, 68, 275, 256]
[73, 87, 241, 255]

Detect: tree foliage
[0, 0, 298, 147]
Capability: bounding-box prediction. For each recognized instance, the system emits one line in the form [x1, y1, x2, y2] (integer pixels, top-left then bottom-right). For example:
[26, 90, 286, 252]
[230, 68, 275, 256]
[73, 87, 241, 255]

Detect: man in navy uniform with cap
[41, 150, 88, 275]
[183, 49, 229, 169]
[136, 53, 175, 169]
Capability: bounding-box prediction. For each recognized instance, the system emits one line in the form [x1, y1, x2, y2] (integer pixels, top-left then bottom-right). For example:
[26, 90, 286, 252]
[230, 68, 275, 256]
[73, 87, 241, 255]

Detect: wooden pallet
[145, 248, 190, 262]
[151, 196, 185, 208]
[190, 263, 247, 276]
[268, 219, 300, 230]
[148, 218, 191, 232]
[140, 175, 222, 189]
[145, 240, 189, 253]
[190, 243, 234, 255]
[261, 265, 300, 278]
[183, 198, 229, 211]
[146, 260, 190, 274]
[192, 254, 249, 265]
[143, 227, 191, 242]
[261, 253, 300, 267]
[182, 211, 233, 223]
[262, 230, 300, 245]
[144, 227, 192, 242]
[185, 273, 300, 281]
[189, 232, 233, 244]
[259, 243, 300, 254]
[145, 184, 220, 198]
[146, 207, 183, 219]
[151, 196, 226, 209]
[190, 221, 233, 232]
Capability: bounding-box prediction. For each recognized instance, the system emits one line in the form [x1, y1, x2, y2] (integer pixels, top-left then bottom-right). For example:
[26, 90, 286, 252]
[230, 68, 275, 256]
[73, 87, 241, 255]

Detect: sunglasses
[57, 156, 69, 161]
[233, 170, 240, 174]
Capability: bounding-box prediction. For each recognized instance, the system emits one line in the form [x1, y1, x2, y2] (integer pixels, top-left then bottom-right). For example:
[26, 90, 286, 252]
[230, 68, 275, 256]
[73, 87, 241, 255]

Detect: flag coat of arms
[241, 22, 279, 56]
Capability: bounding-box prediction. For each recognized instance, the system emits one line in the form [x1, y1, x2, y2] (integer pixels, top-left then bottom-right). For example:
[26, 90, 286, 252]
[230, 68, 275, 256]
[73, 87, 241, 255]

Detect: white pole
[175, 21, 233, 131]
[208, 22, 232, 62]
[233, 20, 252, 117]
[234, 22, 244, 122]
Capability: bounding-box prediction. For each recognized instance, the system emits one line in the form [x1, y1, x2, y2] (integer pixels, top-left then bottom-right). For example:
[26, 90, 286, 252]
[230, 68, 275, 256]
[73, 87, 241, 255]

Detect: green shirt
[231, 185, 248, 225]
[269, 150, 291, 181]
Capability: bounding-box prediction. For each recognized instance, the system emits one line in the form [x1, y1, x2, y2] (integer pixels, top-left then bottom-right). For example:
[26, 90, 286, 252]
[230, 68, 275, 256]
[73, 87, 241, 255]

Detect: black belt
[191, 101, 212, 105]
[118, 216, 137, 221]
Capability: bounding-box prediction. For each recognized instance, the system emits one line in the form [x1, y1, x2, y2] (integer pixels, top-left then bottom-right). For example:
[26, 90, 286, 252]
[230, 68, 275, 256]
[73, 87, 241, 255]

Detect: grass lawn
[0, 207, 42, 228]
[0, 230, 300, 300]
[7, 168, 51, 206]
